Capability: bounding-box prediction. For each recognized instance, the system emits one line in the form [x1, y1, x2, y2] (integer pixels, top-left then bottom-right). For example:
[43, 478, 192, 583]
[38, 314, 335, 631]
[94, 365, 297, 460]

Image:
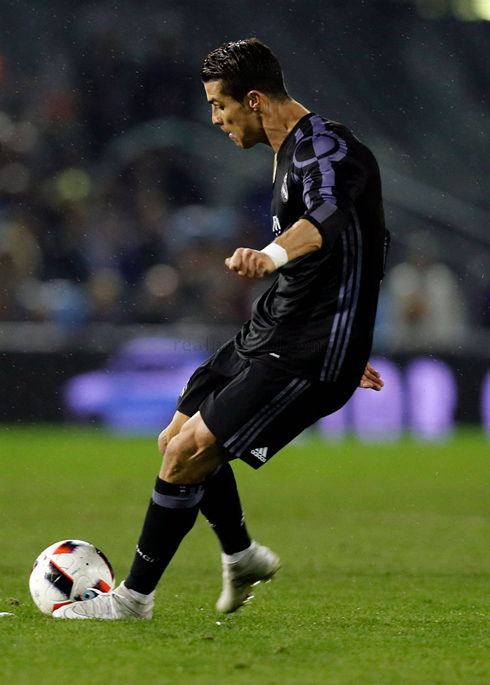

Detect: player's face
[204, 80, 263, 149]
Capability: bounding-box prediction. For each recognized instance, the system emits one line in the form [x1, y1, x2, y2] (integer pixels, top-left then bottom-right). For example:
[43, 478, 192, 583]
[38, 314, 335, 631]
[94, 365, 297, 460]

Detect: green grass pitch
[1, 426, 490, 684]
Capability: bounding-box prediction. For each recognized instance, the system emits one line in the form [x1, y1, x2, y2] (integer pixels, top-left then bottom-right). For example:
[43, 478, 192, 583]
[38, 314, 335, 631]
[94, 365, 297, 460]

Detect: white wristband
[260, 242, 289, 269]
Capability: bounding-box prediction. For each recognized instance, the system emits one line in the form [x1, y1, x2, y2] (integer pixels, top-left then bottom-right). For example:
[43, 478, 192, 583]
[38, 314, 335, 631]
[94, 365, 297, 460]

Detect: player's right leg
[159, 412, 259, 590]
[53, 350, 272, 619]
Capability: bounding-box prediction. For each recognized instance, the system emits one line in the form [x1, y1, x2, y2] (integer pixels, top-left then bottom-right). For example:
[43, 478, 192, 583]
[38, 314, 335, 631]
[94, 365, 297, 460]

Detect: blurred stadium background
[1, 0, 490, 437]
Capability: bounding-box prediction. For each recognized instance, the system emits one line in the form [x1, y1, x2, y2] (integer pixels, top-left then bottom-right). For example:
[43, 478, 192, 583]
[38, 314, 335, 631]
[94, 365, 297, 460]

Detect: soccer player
[54, 38, 389, 620]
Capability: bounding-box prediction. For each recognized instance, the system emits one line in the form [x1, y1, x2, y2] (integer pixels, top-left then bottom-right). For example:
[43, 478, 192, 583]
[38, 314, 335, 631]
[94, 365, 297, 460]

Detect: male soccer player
[54, 38, 389, 620]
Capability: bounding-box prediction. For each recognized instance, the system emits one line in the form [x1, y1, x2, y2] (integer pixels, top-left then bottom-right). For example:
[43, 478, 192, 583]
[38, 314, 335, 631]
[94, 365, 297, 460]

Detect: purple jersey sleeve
[292, 119, 367, 252]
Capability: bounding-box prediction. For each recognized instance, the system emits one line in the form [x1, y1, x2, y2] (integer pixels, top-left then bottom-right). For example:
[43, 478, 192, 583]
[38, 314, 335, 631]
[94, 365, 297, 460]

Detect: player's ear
[247, 91, 261, 112]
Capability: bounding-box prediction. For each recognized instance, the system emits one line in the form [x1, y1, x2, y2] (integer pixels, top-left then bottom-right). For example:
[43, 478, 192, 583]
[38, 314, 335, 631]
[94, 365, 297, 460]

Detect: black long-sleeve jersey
[234, 112, 390, 384]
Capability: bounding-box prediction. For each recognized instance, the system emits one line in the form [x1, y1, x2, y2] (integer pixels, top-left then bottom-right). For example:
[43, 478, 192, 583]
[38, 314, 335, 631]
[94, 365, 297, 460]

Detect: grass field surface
[1, 426, 490, 684]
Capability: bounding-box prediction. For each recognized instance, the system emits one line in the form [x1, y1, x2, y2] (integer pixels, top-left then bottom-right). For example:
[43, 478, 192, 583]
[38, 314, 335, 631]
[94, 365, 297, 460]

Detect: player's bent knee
[157, 412, 191, 456]
[160, 420, 219, 483]
[161, 433, 194, 482]
[157, 429, 169, 456]
[190, 416, 216, 448]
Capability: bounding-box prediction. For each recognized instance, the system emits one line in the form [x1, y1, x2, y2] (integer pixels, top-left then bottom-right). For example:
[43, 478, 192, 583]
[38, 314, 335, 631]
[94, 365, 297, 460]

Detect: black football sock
[200, 463, 252, 555]
[125, 476, 203, 595]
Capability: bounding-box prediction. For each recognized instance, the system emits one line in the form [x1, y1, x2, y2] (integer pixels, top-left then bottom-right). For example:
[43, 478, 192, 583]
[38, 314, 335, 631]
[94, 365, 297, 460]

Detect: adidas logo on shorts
[250, 447, 268, 462]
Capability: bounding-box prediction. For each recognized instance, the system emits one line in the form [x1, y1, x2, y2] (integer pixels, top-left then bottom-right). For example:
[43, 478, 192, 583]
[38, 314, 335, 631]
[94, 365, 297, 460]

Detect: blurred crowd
[378, 233, 469, 350]
[0, 31, 269, 327]
[0, 26, 487, 347]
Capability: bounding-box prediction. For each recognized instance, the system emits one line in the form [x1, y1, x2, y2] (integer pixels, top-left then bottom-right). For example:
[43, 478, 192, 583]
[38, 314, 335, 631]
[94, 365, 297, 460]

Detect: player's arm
[225, 204, 349, 278]
[226, 131, 363, 278]
[225, 218, 322, 278]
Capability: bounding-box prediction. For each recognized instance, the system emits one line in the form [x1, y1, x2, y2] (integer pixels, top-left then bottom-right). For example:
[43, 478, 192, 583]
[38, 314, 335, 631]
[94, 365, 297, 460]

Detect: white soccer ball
[29, 539, 115, 615]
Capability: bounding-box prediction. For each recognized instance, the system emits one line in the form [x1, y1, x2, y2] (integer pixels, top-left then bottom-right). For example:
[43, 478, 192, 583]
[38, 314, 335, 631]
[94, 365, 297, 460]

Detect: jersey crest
[281, 173, 289, 203]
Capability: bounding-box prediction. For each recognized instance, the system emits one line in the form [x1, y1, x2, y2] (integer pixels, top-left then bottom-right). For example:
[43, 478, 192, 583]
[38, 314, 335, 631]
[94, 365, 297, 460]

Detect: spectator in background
[0, 214, 41, 320]
[384, 232, 467, 350]
[0, 29, 253, 329]
[86, 268, 126, 324]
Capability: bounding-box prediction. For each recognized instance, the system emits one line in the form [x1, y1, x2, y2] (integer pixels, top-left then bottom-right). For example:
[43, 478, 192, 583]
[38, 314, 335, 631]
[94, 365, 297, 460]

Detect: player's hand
[225, 248, 276, 278]
[359, 362, 384, 391]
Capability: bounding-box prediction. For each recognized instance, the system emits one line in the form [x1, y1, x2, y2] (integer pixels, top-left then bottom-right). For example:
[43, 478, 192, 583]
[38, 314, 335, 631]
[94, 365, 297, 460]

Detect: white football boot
[216, 541, 281, 614]
[52, 582, 154, 620]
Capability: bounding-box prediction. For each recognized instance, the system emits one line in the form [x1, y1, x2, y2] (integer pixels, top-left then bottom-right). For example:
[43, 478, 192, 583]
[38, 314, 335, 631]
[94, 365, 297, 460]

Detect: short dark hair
[201, 38, 289, 103]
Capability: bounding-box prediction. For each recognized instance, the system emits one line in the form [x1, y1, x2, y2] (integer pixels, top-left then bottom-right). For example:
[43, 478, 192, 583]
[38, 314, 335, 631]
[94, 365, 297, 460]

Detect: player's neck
[261, 98, 310, 153]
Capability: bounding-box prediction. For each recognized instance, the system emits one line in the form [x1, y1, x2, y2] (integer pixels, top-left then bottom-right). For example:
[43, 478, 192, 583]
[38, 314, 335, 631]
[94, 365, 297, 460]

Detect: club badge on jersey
[281, 173, 289, 203]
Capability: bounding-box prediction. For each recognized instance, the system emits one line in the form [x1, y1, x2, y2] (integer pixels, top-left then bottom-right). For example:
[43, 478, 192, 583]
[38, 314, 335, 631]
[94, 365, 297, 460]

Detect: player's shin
[125, 477, 203, 595]
[200, 463, 252, 555]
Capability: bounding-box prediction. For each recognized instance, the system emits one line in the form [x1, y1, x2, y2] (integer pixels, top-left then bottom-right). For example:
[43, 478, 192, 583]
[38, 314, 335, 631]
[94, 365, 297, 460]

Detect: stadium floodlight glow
[452, 0, 490, 19]
[473, 0, 490, 19]
[416, 0, 490, 19]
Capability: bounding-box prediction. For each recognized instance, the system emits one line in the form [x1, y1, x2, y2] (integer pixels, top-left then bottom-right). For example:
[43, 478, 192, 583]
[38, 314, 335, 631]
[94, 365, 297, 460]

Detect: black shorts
[176, 340, 358, 469]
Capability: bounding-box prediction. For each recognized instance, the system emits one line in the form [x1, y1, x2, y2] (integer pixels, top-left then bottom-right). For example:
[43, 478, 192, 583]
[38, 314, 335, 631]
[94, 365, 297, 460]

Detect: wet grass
[1, 426, 490, 684]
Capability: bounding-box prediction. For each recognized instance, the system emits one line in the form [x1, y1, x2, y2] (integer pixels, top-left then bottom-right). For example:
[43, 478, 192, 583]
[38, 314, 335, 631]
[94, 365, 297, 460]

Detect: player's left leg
[53, 414, 229, 620]
[119, 414, 224, 600]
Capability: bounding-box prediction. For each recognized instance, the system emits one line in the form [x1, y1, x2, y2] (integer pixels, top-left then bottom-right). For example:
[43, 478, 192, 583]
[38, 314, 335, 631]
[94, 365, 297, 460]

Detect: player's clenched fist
[225, 248, 276, 278]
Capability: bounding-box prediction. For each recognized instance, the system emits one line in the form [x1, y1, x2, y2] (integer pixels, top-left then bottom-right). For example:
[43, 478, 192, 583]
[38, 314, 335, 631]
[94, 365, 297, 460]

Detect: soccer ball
[29, 539, 115, 615]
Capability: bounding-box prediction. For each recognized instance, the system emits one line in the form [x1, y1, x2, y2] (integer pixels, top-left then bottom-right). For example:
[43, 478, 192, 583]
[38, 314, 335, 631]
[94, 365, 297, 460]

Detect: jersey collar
[276, 112, 315, 159]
